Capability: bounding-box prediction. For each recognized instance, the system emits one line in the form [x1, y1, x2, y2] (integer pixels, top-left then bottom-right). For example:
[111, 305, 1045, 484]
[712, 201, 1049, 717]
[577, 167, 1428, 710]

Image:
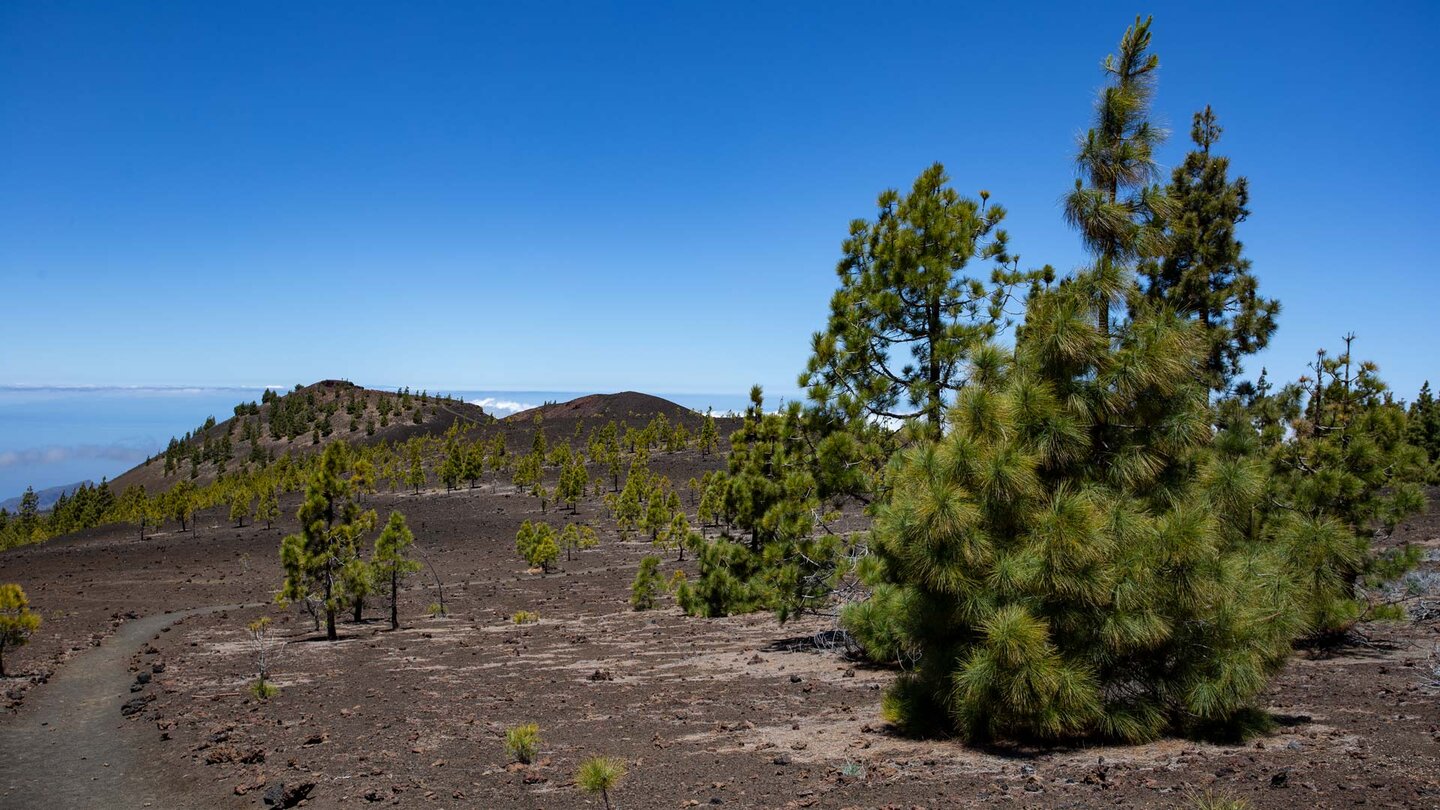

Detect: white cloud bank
[468, 397, 540, 416]
[0, 444, 150, 469]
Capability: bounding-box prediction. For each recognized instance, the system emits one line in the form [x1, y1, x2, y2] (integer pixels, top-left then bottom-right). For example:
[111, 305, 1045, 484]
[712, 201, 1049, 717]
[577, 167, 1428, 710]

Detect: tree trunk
[324, 572, 337, 640]
[925, 297, 945, 438]
[390, 569, 399, 630]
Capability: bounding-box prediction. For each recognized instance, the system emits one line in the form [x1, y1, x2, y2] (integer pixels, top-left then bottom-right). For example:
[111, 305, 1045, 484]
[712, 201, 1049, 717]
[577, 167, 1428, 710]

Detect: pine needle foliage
[503, 723, 541, 764]
[631, 555, 665, 611]
[800, 162, 1033, 436]
[678, 387, 851, 621]
[1221, 339, 1429, 635]
[851, 272, 1302, 743]
[1141, 106, 1278, 393]
[1063, 14, 1171, 336]
[373, 511, 421, 630]
[0, 583, 41, 677]
[278, 442, 377, 641]
[575, 756, 627, 810]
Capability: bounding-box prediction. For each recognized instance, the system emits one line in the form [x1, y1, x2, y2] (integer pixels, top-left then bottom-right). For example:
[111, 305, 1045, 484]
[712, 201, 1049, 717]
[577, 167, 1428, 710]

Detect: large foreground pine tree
[853, 271, 1302, 742]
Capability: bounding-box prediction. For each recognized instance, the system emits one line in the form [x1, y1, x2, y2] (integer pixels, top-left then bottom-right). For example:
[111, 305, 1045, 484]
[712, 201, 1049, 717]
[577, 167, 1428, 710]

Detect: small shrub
[426, 602, 445, 617]
[512, 610, 538, 625]
[504, 723, 541, 764]
[250, 678, 279, 700]
[575, 756, 626, 810]
[0, 583, 42, 677]
[666, 570, 687, 593]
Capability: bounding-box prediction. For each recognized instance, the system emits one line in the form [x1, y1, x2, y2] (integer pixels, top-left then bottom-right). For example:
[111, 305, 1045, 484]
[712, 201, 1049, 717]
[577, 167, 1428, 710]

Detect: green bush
[575, 756, 626, 809]
[249, 678, 279, 700]
[504, 723, 541, 764]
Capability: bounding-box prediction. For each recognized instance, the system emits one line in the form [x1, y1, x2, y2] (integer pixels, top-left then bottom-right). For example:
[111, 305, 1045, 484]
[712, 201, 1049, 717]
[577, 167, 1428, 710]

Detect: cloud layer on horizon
[0, 444, 150, 470]
[467, 397, 539, 416]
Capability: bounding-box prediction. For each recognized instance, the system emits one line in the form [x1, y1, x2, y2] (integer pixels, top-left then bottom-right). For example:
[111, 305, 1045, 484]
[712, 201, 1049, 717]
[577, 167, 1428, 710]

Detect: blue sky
[2, 2, 1437, 400]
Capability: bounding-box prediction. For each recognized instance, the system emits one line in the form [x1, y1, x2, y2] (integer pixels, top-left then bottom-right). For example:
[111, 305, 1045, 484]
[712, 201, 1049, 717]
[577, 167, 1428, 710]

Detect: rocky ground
[2, 447, 1439, 808]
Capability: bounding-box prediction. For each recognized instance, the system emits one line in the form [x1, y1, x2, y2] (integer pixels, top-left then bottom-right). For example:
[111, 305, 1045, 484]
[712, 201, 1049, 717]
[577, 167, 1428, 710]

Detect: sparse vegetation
[3, 12, 1437, 808]
[630, 556, 664, 611]
[244, 616, 282, 700]
[503, 723, 541, 764]
[516, 520, 560, 573]
[575, 756, 626, 809]
[0, 584, 41, 677]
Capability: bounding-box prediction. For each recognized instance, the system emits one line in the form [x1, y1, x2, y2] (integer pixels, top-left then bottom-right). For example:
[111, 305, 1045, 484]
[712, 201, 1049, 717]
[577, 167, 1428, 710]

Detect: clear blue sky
[2, 2, 1436, 399]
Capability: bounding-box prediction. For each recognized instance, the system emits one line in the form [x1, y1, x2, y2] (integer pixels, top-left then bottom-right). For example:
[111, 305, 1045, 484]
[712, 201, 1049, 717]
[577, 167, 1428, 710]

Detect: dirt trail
[0, 606, 250, 810]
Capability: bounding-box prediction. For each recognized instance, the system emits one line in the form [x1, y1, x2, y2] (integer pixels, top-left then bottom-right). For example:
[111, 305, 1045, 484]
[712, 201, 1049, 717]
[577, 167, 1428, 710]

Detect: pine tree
[1406, 381, 1440, 463]
[1236, 338, 1429, 634]
[516, 520, 559, 572]
[631, 556, 664, 611]
[404, 447, 426, 494]
[352, 458, 377, 503]
[168, 480, 197, 532]
[256, 487, 280, 530]
[0, 584, 41, 677]
[642, 485, 671, 541]
[531, 413, 547, 459]
[722, 387, 815, 552]
[698, 409, 720, 456]
[341, 555, 373, 623]
[1063, 14, 1170, 337]
[664, 510, 691, 561]
[17, 487, 39, 540]
[557, 523, 598, 561]
[463, 441, 486, 488]
[848, 270, 1301, 742]
[373, 511, 420, 630]
[557, 456, 588, 512]
[1141, 106, 1278, 393]
[118, 485, 151, 540]
[229, 488, 253, 528]
[279, 442, 377, 640]
[440, 440, 465, 491]
[614, 476, 643, 539]
[802, 164, 1031, 437]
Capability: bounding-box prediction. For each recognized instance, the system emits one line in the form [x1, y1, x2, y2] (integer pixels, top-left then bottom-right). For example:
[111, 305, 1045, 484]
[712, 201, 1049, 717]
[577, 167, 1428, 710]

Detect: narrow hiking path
[0, 605, 252, 810]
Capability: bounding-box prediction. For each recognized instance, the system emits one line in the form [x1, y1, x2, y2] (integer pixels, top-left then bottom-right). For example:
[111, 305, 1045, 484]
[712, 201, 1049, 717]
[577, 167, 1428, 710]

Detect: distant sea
[0, 385, 772, 502]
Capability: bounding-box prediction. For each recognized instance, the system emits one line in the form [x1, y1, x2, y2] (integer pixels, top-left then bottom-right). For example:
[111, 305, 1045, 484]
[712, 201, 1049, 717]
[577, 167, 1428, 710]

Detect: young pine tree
[1237, 339, 1429, 635]
[1140, 105, 1278, 393]
[0, 583, 41, 677]
[256, 487, 280, 530]
[631, 556, 664, 611]
[1406, 381, 1440, 464]
[698, 409, 720, 456]
[373, 511, 421, 630]
[229, 489, 253, 528]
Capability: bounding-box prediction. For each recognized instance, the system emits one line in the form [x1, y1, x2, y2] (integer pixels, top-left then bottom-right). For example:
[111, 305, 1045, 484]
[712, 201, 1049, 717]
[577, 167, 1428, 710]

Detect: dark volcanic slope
[506, 391, 704, 424]
[104, 387, 735, 497]
[109, 380, 493, 493]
